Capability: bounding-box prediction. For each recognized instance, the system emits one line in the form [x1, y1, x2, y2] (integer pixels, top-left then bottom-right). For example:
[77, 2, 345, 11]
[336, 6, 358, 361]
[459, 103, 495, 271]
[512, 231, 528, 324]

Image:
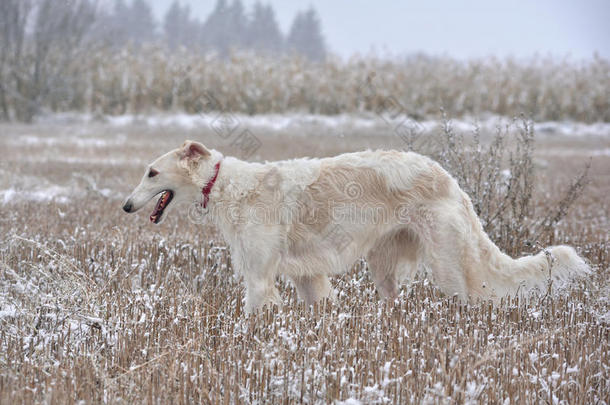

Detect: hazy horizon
[145, 0, 610, 60]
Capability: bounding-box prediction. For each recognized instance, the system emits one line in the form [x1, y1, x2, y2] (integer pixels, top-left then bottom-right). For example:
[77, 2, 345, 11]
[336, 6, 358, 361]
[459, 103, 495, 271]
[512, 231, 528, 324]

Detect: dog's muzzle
[122, 200, 133, 213]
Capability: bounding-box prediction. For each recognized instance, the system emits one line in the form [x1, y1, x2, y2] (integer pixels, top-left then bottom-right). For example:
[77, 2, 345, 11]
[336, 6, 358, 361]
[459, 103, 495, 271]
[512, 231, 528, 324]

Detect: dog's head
[122, 140, 218, 224]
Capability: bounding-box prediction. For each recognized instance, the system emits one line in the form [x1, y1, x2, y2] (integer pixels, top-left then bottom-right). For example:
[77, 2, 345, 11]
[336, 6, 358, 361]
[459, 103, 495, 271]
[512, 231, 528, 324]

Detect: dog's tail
[484, 244, 589, 299]
[466, 210, 589, 300]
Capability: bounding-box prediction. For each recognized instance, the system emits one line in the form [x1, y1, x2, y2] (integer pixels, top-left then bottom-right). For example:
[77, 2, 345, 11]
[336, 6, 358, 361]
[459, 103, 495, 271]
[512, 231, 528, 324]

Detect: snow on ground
[0, 186, 77, 204]
[1, 113, 607, 403]
[1, 113, 608, 205]
[34, 112, 610, 137]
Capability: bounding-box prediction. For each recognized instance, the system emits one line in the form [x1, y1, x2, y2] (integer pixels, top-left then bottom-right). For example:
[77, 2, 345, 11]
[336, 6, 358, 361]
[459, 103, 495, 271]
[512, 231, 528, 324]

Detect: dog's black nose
[122, 201, 133, 213]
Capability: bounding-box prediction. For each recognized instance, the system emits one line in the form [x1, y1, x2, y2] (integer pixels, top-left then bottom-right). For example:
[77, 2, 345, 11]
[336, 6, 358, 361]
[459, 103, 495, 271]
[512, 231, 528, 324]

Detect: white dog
[123, 140, 588, 313]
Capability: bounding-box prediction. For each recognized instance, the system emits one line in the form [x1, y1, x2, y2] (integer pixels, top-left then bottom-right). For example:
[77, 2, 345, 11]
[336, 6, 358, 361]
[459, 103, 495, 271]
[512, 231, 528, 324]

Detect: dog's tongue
[150, 191, 170, 223]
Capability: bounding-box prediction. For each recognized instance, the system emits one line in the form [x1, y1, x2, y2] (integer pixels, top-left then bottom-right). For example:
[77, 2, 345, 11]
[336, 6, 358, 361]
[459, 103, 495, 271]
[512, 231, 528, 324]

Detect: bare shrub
[429, 113, 590, 256]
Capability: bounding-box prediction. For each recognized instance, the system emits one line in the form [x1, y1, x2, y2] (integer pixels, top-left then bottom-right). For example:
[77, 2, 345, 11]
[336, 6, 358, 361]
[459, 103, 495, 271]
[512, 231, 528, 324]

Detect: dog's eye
[148, 168, 159, 178]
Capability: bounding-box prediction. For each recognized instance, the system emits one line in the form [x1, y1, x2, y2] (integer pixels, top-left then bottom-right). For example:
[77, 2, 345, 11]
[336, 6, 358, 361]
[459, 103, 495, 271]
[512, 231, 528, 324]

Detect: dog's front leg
[232, 244, 281, 314]
[243, 274, 281, 314]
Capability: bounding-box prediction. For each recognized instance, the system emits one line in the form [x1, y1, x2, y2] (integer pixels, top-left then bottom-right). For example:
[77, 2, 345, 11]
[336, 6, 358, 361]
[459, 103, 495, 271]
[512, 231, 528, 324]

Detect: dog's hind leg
[367, 229, 419, 299]
[422, 215, 469, 300]
[367, 229, 420, 299]
[291, 274, 334, 305]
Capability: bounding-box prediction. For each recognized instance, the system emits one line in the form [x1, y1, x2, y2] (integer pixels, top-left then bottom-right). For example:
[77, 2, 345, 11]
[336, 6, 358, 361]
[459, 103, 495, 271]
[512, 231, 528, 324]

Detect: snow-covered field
[0, 115, 608, 403]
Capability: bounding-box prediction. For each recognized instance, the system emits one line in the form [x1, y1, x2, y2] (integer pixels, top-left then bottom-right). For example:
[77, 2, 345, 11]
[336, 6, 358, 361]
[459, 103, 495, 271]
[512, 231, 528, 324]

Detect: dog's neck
[201, 159, 222, 209]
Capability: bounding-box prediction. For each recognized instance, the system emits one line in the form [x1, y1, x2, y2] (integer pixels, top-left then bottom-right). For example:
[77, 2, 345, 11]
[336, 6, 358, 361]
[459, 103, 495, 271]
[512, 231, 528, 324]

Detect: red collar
[202, 160, 221, 209]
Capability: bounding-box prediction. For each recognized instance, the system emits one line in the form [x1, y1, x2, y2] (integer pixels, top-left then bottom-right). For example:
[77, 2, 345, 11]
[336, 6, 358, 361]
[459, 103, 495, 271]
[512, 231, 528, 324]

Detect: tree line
[98, 0, 326, 61]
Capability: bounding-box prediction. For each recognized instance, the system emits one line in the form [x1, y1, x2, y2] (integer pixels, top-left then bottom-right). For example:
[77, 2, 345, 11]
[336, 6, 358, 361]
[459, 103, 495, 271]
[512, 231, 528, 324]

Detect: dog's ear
[180, 140, 210, 160]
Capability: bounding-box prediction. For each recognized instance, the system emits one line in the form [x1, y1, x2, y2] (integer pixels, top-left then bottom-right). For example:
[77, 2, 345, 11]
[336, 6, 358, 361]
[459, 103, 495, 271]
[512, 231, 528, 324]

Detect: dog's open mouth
[150, 190, 173, 224]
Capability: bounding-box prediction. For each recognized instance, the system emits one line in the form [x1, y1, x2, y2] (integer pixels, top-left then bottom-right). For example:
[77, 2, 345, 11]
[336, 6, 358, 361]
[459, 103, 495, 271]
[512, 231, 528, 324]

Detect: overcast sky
[148, 0, 610, 59]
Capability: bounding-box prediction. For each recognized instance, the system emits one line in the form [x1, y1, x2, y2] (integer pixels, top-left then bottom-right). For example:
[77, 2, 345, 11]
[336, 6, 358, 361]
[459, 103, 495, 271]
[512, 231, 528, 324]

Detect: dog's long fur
[124, 141, 589, 313]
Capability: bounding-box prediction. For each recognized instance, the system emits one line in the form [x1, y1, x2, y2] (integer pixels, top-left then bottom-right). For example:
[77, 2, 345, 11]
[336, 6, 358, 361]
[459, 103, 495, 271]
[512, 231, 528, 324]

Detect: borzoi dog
[123, 140, 588, 313]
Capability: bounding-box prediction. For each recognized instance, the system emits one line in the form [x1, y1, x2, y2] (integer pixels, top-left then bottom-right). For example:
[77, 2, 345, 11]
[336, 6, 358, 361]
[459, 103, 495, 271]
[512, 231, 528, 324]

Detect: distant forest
[96, 0, 327, 61]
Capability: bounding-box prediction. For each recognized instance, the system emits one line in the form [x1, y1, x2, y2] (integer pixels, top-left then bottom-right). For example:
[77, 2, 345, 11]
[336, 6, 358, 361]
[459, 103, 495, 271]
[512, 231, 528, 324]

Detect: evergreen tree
[202, 0, 230, 54]
[127, 0, 156, 44]
[106, 0, 130, 43]
[164, 0, 200, 49]
[287, 7, 326, 61]
[247, 2, 283, 54]
[227, 0, 247, 49]
[108, 0, 156, 45]
[164, 1, 183, 48]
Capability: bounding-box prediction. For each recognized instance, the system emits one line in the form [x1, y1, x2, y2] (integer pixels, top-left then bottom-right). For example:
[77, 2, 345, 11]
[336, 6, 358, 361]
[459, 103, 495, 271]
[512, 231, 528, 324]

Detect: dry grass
[0, 119, 608, 403]
[2, 48, 609, 122]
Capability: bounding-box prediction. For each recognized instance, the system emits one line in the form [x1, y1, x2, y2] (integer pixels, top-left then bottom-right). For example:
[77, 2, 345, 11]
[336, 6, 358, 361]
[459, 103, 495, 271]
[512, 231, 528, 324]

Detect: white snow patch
[103, 112, 381, 132]
[0, 305, 17, 319]
[336, 399, 362, 405]
[0, 185, 78, 204]
[15, 134, 127, 148]
[542, 148, 610, 157]
[32, 112, 610, 137]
